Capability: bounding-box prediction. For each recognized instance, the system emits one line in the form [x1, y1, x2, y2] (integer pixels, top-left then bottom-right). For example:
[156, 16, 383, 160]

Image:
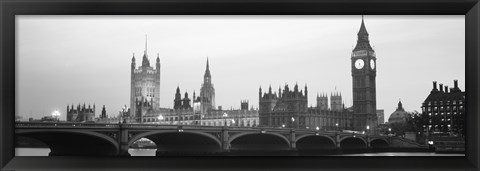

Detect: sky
[16, 15, 465, 122]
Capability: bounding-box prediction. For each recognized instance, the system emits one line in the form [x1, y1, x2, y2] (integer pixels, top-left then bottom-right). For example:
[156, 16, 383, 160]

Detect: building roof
[388, 100, 409, 124]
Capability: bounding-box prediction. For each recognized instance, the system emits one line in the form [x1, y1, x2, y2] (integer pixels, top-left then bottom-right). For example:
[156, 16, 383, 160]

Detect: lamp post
[291, 117, 295, 129]
[157, 114, 164, 125]
[282, 124, 285, 128]
[388, 128, 392, 137]
[223, 112, 228, 129]
[335, 123, 339, 132]
[51, 110, 60, 122]
[121, 106, 127, 124]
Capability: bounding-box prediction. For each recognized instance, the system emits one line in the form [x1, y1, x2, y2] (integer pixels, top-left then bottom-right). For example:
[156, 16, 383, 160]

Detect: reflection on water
[15, 148, 465, 156]
[128, 148, 157, 156]
[15, 148, 51, 156]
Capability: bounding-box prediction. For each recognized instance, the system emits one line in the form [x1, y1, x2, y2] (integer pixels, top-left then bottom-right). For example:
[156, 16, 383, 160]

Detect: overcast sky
[16, 15, 465, 122]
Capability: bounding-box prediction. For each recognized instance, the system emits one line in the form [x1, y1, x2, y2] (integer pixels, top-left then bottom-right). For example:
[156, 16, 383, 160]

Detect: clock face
[370, 59, 375, 69]
[355, 59, 364, 69]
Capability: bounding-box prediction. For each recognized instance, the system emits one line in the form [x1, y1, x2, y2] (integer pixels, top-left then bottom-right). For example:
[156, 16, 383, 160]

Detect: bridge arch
[128, 130, 221, 147]
[228, 132, 291, 153]
[228, 132, 290, 146]
[16, 129, 119, 156]
[370, 138, 390, 149]
[129, 130, 222, 155]
[295, 134, 336, 144]
[339, 136, 368, 150]
[295, 134, 337, 152]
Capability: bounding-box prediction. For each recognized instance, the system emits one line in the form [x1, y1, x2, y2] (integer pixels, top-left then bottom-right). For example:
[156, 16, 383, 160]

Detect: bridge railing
[15, 121, 120, 128]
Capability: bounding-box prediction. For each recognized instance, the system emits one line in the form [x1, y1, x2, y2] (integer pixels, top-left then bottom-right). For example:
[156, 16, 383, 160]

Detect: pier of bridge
[15, 122, 403, 156]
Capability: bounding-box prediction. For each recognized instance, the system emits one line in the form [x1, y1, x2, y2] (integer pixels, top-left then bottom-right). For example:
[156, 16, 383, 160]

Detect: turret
[174, 86, 182, 109]
[156, 53, 161, 71]
[259, 86, 262, 99]
[182, 91, 191, 109]
[304, 84, 308, 97]
[131, 53, 136, 71]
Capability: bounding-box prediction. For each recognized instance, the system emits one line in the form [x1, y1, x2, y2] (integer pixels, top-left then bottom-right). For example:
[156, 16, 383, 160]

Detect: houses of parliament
[91, 17, 378, 132]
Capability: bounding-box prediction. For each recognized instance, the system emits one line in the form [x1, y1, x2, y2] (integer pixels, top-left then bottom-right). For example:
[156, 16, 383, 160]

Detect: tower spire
[206, 57, 210, 71]
[354, 15, 373, 51]
[141, 35, 150, 67]
[204, 57, 211, 77]
[145, 34, 148, 55]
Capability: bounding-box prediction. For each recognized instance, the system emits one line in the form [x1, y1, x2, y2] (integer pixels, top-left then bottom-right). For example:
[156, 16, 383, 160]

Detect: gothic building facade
[130, 38, 161, 123]
[66, 103, 96, 122]
[199, 58, 215, 114]
[259, 84, 353, 130]
[351, 16, 378, 131]
[259, 84, 308, 128]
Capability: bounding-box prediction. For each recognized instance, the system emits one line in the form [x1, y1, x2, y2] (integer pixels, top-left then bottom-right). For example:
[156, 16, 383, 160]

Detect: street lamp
[291, 117, 295, 129]
[366, 125, 370, 135]
[223, 112, 228, 128]
[335, 123, 339, 132]
[231, 119, 236, 127]
[157, 115, 164, 124]
[388, 128, 392, 137]
[51, 110, 60, 122]
[282, 124, 285, 128]
[316, 126, 319, 131]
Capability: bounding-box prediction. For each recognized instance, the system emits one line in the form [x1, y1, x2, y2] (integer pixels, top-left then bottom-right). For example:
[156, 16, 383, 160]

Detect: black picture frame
[1, 0, 479, 170]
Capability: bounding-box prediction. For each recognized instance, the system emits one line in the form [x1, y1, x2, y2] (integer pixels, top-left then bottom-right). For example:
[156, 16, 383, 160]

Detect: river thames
[15, 148, 465, 156]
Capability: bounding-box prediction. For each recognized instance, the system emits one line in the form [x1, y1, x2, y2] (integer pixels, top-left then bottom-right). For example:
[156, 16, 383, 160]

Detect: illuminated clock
[370, 59, 375, 70]
[355, 59, 364, 69]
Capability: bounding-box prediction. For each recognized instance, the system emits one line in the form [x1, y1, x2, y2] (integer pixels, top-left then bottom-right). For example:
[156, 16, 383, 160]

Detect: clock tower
[351, 16, 378, 131]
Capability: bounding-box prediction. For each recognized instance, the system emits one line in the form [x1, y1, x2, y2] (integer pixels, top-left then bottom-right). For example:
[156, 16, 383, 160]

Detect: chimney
[439, 83, 443, 92]
[445, 86, 449, 93]
[433, 81, 437, 90]
[454, 80, 458, 89]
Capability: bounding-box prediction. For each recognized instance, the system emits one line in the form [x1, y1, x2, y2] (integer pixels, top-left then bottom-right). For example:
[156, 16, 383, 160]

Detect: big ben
[351, 16, 378, 131]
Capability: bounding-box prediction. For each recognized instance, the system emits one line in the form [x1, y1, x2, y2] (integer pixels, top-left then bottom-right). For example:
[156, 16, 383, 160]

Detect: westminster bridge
[15, 122, 424, 156]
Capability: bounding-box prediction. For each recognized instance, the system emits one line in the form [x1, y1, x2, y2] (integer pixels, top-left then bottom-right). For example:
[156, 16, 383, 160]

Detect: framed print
[1, 0, 479, 170]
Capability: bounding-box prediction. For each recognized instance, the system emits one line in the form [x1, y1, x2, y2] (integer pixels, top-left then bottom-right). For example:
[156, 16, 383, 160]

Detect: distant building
[130, 37, 161, 123]
[421, 80, 465, 135]
[388, 100, 409, 124]
[376, 109, 384, 124]
[142, 99, 259, 127]
[66, 103, 95, 122]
